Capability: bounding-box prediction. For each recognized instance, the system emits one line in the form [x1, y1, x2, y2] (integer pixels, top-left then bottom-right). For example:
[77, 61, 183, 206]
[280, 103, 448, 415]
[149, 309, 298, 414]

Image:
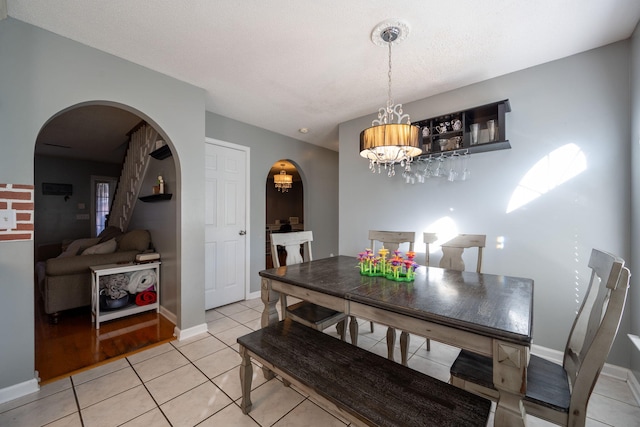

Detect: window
[91, 176, 117, 236]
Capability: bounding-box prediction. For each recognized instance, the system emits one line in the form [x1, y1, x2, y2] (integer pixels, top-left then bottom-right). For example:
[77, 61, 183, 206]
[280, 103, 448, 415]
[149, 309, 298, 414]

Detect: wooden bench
[237, 319, 491, 427]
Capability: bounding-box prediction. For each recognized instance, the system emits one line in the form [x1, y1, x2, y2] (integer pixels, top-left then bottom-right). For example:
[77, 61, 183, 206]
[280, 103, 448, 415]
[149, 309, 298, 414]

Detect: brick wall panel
[0, 184, 34, 242]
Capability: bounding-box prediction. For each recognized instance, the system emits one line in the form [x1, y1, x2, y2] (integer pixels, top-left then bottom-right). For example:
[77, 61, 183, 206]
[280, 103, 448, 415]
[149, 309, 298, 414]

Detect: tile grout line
[121, 355, 173, 426]
[68, 376, 85, 427]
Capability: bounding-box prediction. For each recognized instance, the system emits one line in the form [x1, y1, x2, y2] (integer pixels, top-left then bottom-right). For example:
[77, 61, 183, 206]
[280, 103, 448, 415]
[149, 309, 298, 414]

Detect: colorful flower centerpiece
[357, 247, 419, 282]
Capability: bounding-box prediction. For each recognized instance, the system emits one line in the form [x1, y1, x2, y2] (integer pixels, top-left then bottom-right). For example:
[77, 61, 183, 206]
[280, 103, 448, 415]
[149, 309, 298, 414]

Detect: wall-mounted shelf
[414, 99, 511, 158]
[139, 194, 172, 203]
[150, 145, 172, 160]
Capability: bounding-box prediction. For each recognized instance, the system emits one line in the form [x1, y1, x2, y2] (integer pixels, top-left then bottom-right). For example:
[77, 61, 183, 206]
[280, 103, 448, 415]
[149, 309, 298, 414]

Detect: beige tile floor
[2, 297, 639, 426]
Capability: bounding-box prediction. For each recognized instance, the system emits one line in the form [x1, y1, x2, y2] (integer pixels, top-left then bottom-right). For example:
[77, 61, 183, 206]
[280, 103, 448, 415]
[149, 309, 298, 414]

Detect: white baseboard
[174, 322, 208, 341]
[628, 370, 640, 406]
[159, 306, 176, 325]
[532, 344, 631, 382]
[0, 377, 39, 405]
[247, 290, 260, 300]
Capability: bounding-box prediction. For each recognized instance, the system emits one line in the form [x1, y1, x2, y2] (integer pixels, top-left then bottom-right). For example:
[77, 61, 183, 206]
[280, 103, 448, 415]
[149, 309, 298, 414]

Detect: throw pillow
[118, 229, 151, 252]
[57, 237, 101, 258]
[82, 238, 117, 255]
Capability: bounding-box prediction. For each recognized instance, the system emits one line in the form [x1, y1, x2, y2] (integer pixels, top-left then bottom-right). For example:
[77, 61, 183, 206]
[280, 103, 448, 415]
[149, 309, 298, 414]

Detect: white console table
[90, 261, 161, 329]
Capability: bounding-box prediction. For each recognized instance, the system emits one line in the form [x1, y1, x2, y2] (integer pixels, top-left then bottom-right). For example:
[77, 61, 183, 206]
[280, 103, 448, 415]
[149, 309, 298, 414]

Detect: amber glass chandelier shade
[274, 171, 293, 185]
[274, 168, 293, 192]
[359, 123, 422, 161]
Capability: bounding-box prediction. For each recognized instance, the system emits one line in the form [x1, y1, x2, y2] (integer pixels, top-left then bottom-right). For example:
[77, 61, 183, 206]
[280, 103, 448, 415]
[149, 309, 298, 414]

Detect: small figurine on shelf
[158, 176, 164, 194]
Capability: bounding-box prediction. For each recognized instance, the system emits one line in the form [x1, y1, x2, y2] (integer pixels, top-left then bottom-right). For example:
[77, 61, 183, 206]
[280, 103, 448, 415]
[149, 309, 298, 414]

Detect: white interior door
[204, 140, 248, 309]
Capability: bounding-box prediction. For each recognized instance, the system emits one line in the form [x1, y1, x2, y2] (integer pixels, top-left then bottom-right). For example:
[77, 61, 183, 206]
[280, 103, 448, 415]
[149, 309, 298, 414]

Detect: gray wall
[631, 22, 640, 382]
[129, 153, 179, 318]
[34, 155, 121, 247]
[0, 18, 205, 391]
[339, 41, 633, 368]
[205, 112, 339, 294]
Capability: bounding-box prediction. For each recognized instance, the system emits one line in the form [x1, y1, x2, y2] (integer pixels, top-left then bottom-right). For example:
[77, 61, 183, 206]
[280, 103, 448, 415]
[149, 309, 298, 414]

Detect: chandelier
[274, 164, 293, 192]
[360, 21, 421, 177]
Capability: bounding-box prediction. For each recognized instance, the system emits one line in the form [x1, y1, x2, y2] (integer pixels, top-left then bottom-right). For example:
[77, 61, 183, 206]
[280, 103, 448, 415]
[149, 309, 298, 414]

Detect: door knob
[239, 230, 246, 236]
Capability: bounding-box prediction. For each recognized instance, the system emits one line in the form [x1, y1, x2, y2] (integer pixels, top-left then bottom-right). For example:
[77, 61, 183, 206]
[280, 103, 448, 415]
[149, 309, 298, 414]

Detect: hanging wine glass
[424, 156, 434, 179]
[402, 163, 416, 184]
[461, 150, 471, 181]
[417, 163, 426, 184]
[448, 151, 460, 182]
[434, 154, 447, 178]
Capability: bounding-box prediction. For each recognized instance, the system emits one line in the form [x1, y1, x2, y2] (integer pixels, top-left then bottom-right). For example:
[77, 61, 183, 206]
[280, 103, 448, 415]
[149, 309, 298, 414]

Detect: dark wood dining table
[259, 255, 534, 427]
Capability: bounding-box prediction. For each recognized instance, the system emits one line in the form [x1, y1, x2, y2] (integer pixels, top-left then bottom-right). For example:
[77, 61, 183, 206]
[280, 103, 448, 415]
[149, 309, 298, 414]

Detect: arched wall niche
[265, 159, 305, 268]
[33, 100, 180, 378]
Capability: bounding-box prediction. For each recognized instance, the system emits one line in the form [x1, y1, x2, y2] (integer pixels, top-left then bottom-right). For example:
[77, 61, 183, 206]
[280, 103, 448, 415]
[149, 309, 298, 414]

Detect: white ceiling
[9, 0, 640, 159]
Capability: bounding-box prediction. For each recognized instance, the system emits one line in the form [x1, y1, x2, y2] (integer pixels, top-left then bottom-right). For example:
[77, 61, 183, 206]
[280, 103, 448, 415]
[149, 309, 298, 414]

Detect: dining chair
[270, 230, 347, 341]
[401, 233, 486, 361]
[449, 248, 630, 427]
[439, 234, 486, 273]
[423, 232, 438, 266]
[359, 230, 415, 361]
[421, 233, 488, 352]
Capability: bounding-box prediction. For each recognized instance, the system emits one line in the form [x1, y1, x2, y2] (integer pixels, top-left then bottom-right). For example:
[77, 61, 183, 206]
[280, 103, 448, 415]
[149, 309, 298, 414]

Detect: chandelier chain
[387, 40, 393, 114]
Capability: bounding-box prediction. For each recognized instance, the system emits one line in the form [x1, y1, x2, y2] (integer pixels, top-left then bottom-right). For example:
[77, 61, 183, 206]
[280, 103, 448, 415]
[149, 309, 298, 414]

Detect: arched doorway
[33, 103, 177, 382]
[265, 160, 304, 268]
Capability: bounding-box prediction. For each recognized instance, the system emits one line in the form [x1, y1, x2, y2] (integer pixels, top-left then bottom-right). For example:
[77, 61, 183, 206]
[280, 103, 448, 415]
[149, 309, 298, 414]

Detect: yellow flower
[378, 247, 389, 258]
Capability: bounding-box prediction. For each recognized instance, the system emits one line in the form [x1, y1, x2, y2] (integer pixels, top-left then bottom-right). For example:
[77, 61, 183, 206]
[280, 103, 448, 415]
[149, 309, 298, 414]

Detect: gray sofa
[39, 229, 152, 322]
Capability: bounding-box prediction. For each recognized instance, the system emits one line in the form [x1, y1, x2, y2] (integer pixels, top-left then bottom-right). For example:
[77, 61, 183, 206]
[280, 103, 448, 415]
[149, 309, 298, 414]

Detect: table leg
[260, 277, 278, 380]
[349, 316, 359, 345]
[400, 331, 410, 366]
[492, 340, 528, 427]
[261, 277, 280, 328]
[386, 327, 396, 361]
[239, 345, 253, 414]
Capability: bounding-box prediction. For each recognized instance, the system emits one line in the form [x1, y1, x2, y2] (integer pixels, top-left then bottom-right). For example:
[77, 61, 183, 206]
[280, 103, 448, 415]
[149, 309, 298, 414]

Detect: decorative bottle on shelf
[158, 176, 164, 194]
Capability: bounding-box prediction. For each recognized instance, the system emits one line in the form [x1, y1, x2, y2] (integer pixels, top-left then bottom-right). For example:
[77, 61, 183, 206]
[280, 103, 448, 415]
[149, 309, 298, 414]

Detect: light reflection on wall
[422, 216, 458, 255]
[506, 143, 587, 214]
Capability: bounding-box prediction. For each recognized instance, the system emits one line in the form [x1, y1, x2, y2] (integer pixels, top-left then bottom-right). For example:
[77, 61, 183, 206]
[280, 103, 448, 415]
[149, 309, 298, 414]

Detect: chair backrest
[368, 230, 415, 254]
[564, 249, 629, 420]
[270, 230, 313, 267]
[439, 234, 486, 273]
[423, 232, 438, 266]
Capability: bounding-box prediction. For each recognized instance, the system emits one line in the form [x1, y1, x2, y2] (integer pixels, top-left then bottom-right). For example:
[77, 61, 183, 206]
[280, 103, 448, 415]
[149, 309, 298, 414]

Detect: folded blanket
[135, 291, 157, 306]
[100, 273, 129, 299]
[127, 269, 157, 294]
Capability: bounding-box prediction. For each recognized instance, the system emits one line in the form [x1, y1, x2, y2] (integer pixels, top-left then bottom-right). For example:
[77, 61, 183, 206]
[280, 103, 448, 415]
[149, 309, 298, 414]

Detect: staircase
[108, 123, 158, 231]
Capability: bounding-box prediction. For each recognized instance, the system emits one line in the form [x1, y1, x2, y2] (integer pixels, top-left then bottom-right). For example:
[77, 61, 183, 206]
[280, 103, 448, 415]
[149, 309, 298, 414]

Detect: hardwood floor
[34, 290, 175, 384]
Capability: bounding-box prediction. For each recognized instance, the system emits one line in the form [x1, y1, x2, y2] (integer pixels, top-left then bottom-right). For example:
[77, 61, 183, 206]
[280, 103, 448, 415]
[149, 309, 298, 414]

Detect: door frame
[204, 137, 251, 303]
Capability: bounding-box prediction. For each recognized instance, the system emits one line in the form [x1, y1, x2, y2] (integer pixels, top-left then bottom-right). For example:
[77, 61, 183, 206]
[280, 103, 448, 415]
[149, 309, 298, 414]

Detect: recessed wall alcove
[265, 159, 304, 268]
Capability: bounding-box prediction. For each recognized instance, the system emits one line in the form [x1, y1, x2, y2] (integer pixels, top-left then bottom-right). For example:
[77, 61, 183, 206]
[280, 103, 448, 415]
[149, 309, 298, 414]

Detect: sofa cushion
[58, 237, 101, 258]
[82, 238, 117, 255]
[117, 229, 151, 252]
